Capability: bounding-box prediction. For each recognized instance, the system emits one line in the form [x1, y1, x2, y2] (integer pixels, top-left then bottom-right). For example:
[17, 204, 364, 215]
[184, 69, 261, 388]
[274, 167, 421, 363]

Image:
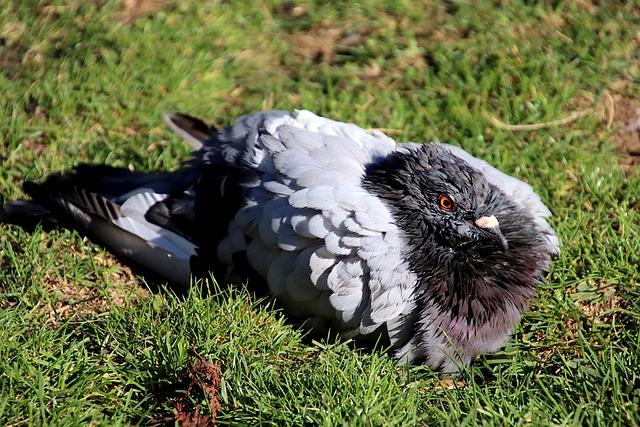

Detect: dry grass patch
[0, 21, 27, 79]
[117, 0, 175, 23]
[41, 254, 148, 326]
[609, 95, 640, 169]
[151, 351, 223, 427]
[287, 21, 369, 64]
[571, 279, 630, 325]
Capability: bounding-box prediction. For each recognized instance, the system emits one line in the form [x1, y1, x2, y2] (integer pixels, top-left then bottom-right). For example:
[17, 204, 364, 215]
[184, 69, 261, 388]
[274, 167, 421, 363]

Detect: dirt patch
[152, 351, 223, 426]
[24, 95, 48, 121]
[42, 254, 148, 326]
[525, 279, 635, 367]
[117, 0, 175, 24]
[0, 44, 24, 79]
[0, 21, 26, 79]
[43, 276, 108, 325]
[288, 22, 369, 63]
[542, 92, 640, 169]
[20, 137, 49, 157]
[609, 95, 640, 169]
[0, 298, 17, 309]
[436, 378, 465, 390]
[528, 314, 587, 368]
[572, 279, 630, 325]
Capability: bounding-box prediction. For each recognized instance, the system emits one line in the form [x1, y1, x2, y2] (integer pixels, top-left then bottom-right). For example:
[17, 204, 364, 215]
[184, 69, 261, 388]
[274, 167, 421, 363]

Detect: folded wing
[207, 110, 418, 339]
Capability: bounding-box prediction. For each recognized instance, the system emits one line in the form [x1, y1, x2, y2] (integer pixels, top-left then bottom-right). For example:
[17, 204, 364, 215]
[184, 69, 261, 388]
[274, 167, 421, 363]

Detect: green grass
[1, 0, 640, 425]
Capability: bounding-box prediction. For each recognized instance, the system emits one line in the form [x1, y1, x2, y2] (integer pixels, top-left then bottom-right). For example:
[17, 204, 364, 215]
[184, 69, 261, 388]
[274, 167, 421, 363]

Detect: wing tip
[163, 112, 216, 151]
[1, 197, 59, 230]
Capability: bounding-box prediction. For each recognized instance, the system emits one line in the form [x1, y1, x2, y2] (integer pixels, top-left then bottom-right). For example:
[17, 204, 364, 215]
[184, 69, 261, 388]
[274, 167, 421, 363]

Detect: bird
[3, 109, 559, 371]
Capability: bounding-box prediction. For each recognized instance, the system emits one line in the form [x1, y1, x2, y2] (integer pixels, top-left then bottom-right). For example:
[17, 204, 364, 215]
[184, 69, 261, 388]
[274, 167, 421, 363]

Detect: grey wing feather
[213, 110, 417, 341]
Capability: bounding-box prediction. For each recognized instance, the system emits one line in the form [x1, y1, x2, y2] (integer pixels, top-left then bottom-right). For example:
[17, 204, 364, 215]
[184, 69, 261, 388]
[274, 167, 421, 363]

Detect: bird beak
[474, 215, 509, 251]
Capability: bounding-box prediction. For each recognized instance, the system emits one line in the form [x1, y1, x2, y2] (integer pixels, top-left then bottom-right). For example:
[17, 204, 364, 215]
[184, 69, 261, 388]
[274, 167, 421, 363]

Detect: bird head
[364, 144, 540, 260]
[410, 163, 510, 256]
[363, 144, 553, 368]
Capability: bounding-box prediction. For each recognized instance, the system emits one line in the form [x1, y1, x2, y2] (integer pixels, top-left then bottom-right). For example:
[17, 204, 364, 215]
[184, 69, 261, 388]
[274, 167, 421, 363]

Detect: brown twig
[485, 91, 617, 132]
[371, 127, 404, 135]
[603, 90, 615, 130]
[484, 109, 593, 131]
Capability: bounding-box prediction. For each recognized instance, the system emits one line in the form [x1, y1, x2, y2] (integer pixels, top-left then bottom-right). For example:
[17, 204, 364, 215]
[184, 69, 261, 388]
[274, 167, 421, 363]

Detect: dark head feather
[362, 144, 551, 367]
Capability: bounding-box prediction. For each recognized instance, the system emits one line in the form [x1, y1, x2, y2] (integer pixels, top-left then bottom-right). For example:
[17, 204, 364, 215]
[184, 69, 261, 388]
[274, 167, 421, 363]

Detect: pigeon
[3, 109, 559, 371]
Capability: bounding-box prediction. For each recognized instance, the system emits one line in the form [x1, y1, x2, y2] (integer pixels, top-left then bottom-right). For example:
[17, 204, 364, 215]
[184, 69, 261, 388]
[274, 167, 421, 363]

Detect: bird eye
[438, 194, 455, 211]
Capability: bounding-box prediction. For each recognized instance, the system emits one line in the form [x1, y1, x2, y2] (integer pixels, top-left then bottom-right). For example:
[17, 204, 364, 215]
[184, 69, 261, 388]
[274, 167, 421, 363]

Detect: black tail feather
[1, 197, 59, 231]
[2, 164, 186, 233]
[2, 164, 199, 287]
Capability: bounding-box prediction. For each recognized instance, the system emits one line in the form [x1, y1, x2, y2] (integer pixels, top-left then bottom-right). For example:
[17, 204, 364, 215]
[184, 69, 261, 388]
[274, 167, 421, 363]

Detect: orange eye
[438, 194, 455, 211]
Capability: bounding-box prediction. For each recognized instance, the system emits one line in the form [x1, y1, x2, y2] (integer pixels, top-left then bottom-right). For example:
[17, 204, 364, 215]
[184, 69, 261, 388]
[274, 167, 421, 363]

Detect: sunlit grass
[1, 1, 639, 424]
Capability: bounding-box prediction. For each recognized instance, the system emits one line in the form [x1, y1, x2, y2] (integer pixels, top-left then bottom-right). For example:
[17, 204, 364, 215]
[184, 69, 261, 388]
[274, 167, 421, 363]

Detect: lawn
[1, 0, 639, 425]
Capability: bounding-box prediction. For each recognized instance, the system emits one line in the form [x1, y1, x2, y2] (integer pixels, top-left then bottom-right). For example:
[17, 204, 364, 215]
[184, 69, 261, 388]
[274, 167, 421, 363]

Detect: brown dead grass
[288, 21, 369, 64]
[152, 351, 223, 426]
[0, 299, 17, 310]
[0, 21, 26, 79]
[42, 254, 148, 326]
[43, 276, 107, 325]
[554, 91, 640, 169]
[572, 280, 630, 325]
[524, 278, 632, 366]
[117, 0, 175, 23]
[0, 44, 24, 79]
[528, 317, 594, 370]
[436, 378, 465, 390]
[609, 95, 640, 169]
[526, 279, 632, 366]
